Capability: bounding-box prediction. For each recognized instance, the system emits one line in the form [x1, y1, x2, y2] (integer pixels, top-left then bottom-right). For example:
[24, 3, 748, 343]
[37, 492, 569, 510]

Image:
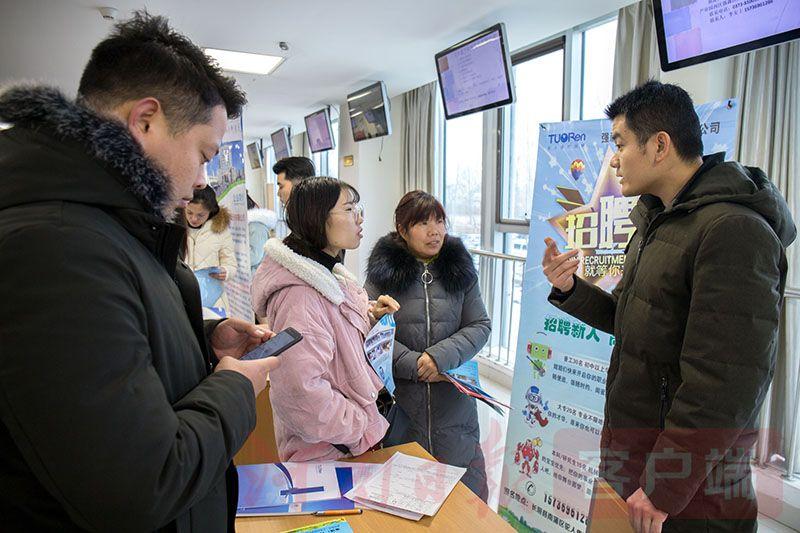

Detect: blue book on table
[236, 463, 357, 517]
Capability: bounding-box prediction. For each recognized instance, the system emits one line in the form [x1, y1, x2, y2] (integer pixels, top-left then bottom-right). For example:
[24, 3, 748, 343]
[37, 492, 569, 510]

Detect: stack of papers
[445, 360, 512, 415]
[344, 453, 466, 521]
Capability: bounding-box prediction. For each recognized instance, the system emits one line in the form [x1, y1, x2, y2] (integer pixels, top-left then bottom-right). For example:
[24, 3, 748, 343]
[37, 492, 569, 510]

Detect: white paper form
[353, 496, 424, 521]
[345, 453, 466, 517]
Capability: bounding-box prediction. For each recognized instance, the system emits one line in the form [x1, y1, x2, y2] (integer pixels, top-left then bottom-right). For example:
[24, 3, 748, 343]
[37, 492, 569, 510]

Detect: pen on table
[313, 509, 363, 517]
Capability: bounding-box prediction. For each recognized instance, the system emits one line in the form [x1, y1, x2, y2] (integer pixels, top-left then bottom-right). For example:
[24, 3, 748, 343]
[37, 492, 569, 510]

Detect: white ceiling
[0, 0, 631, 140]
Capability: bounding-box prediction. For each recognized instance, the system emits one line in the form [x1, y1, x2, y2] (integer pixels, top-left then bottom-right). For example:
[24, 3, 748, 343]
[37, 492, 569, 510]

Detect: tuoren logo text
[548, 132, 587, 144]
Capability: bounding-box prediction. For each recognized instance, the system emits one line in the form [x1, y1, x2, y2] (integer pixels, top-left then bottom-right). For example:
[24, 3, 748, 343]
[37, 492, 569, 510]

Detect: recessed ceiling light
[204, 48, 284, 75]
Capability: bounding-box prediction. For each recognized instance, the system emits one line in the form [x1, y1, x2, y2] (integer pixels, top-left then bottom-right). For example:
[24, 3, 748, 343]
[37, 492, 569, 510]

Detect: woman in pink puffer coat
[251, 177, 398, 461]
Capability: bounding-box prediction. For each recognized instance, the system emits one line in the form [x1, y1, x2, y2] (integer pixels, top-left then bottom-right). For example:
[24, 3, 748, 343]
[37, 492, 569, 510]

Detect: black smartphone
[240, 327, 303, 361]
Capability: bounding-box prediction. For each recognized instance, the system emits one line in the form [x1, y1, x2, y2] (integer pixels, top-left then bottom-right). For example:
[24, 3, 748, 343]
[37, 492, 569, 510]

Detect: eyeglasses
[330, 203, 365, 220]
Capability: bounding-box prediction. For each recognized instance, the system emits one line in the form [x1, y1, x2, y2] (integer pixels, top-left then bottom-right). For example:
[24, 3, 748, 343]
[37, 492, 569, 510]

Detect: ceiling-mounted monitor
[654, 0, 800, 71]
[304, 108, 335, 153]
[435, 23, 516, 120]
[270, 128, 291, 161]
[347, 81, 392, 142]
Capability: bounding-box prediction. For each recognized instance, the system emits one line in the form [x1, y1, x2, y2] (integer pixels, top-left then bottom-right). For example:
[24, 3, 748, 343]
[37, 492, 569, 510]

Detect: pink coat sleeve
[265, 286, 375, 452]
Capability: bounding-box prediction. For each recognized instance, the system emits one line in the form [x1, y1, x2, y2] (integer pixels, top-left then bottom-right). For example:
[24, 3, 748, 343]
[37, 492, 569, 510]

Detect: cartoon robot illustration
[514, 437, 543, 477]
[526, 341, 552, 379]
[522, 385, 551, 428]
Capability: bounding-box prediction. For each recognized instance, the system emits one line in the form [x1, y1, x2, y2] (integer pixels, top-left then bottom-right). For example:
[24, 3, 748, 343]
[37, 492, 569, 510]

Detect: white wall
[291, 132, 309, 157]
[255, 97, 404, 280]
[339, 94, 405, 281]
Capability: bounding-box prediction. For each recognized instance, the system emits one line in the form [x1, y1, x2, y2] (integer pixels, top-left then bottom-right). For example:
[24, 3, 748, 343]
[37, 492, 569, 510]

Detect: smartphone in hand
[240, 328, 303, 361]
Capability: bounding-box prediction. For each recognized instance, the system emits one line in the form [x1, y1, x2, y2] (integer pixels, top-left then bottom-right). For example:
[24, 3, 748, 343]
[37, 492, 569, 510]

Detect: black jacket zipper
[659, 376, 668, 430]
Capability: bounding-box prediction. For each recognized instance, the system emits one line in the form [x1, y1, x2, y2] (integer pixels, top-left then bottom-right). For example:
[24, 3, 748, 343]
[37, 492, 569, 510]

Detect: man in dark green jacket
[0, 12, 279, 532]
[543, 82, 795, 533]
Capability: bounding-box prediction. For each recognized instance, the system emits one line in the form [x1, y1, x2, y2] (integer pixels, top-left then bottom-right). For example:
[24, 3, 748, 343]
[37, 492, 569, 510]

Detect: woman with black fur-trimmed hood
[365, 190, 491, 501]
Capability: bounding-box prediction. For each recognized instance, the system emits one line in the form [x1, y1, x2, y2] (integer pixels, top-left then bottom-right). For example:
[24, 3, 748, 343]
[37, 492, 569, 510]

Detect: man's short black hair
[272, 157, 316, 182]
[605, 81, 703, 161]
[77, 11, 246, 133]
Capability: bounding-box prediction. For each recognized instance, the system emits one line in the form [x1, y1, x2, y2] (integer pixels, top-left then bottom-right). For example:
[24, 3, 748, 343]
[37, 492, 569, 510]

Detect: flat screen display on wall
[654, 0, 800, 71]
[435, 23, 516, 119]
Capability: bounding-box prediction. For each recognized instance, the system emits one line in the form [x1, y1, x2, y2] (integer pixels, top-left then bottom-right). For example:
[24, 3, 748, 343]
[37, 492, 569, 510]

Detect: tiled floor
[474, 373, 510, 511]
[759, 514, 799, 532]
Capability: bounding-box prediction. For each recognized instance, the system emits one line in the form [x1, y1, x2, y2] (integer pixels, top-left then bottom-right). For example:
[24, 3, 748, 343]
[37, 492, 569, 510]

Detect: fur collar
[0, 85, 172, 218]
[264, 238, 357, 305]
[247, 208, 277, 229]
[366, 233, 477, 294]
[210, 206, 231, 233]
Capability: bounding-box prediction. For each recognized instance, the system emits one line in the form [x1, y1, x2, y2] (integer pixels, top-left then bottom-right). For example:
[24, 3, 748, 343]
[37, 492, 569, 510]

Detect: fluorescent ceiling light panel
[204, 48, 284, 75]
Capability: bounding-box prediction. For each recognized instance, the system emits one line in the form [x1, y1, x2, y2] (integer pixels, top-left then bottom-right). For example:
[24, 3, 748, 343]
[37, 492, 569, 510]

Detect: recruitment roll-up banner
[498, 99, 738, 533]
[203, 117, 254, 322]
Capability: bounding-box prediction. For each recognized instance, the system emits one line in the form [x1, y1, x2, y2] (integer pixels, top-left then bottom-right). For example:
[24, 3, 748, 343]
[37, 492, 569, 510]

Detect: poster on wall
[498, 99, 739, 533]
[201, 117, 253, 322]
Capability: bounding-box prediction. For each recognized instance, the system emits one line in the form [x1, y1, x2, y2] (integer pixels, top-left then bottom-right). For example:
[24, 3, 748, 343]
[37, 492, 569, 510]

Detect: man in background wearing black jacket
[543, 82, 795, 533]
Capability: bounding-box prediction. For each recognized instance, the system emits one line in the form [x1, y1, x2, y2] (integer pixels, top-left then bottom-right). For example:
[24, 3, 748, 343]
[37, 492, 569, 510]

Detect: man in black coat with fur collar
[0, 12, 279, 532]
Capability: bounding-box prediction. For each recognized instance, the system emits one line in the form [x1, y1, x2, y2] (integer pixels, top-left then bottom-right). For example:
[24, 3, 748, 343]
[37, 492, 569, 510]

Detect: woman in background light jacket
[184, 186, 237, 312]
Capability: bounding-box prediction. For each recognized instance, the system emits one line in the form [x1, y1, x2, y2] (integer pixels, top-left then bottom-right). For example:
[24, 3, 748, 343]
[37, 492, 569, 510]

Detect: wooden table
[235, 384, 280, 466]
[236, 442, 514, 532]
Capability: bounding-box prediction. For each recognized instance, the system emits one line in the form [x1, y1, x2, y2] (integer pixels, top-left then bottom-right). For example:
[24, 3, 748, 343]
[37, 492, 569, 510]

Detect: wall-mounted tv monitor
[654, 0, 800, 72]
[246, 142, 262, 169]
[347, 81, 392, 142]
[304, 108, 335, 153]
[435, 23, 516, 120]
[270, 128, 291, 161]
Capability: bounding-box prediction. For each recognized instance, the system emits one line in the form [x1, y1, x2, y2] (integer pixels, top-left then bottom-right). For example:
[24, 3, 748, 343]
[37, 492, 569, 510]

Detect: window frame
[492, 13, 618, 231]
[442, 112, 485, 242]
[578, 16, 619, 120]
[495, 36, 567, 228]
[438, 12, 621, 373]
